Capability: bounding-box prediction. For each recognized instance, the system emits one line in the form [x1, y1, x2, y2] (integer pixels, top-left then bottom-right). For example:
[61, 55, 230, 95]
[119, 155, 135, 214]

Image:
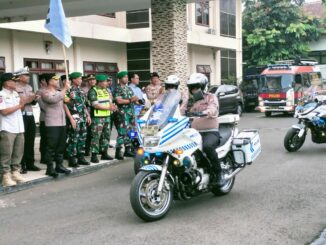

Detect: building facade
[0, 0, 242, 91]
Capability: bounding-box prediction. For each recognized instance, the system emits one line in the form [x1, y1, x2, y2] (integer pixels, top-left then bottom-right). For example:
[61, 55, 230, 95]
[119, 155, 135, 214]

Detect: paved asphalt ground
[1, 112, 326, 245]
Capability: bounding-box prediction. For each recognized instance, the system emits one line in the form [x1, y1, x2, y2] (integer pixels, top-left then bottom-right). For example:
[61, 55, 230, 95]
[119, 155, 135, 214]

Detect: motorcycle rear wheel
[211, 155, 235, 196]
[130, 171, 173, 222]
[284, 128, 306, 152]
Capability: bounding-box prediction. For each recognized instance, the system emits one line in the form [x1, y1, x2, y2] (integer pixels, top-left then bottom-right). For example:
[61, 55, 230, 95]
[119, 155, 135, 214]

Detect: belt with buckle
[22, 111, 33, 116]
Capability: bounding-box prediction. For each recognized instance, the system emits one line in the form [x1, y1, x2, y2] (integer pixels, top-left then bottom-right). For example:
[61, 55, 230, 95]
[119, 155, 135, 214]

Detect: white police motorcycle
[284, 93, 326, 152]
[129, 90, 261, 221]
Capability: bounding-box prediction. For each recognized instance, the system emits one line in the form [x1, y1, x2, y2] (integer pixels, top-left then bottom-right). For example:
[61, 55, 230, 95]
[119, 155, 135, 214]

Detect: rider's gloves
[138, 99, 145, 105]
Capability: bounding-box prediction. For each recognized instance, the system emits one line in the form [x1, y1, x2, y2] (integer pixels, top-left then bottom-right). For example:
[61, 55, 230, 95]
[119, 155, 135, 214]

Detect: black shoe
[68, 157, 79, 168]
[46, 162, 58, 178]
[213, 172, 226, 187]
[78, 155, 90, 165]
[40, 157, 47, 164]
[91, 154, 99, 163]
[26, 165, 41, 171]
[124, 146, 135, 157]
[115, 148, 124, 160]
[20, 168, 27, 174]
[55, 163, 71, 175]
[101, 152, 114, 161]
[109, 144, 114, 148]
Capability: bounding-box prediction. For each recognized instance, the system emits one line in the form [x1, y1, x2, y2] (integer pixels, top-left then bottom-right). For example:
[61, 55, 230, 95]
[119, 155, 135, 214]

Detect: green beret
[117, 71, 128, 79]
[69, 72, 82, 80]
[96, 74, 108, 82]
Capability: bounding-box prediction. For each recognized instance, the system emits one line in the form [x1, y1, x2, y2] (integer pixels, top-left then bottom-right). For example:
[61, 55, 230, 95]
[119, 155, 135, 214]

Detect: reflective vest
[93, 87, 111, 117]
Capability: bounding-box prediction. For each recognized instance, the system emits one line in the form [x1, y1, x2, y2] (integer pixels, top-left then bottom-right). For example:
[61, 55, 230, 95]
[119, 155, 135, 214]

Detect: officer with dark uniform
[15, 67, 41, 173]
[88, 74, 117, 163]
[64, 72, 91, 167]
[114, 71, 138, 160]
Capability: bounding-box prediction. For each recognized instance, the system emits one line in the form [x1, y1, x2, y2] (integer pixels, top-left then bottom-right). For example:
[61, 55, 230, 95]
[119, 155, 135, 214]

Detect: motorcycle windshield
[147, 89, 181, 129]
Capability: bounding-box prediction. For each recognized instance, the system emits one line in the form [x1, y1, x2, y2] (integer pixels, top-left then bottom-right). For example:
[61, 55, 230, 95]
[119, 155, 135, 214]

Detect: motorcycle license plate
[141, 125, 159, 136]
[269, 94, 280, 98]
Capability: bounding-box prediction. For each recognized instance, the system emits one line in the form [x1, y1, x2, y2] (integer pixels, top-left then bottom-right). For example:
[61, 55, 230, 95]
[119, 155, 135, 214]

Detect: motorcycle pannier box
[232, 130, 261, 164]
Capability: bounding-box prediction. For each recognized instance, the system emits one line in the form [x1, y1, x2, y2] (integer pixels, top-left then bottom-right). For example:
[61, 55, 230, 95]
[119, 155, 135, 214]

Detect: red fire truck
[256, 59, 323, 117]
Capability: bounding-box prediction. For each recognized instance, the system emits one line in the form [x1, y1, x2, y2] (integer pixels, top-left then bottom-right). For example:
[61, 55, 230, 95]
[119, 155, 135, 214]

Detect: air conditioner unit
[207, 28, 216, 35]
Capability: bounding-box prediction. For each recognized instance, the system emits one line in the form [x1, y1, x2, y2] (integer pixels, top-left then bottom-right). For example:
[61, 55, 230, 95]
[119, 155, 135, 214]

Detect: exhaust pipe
[224, 167, 244, 181]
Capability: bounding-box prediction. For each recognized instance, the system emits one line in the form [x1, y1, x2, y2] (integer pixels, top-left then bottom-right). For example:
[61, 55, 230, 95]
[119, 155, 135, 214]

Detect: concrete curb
[0, 159, 120, 195]
[311, 228, 326, 245]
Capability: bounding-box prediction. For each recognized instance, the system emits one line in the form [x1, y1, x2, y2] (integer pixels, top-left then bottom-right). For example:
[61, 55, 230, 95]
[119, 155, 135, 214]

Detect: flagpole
[62, 44, 70, 87]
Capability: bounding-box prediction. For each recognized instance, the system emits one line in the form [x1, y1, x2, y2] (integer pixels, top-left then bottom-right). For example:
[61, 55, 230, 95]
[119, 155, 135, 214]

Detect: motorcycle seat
[218, 125, 233, 147]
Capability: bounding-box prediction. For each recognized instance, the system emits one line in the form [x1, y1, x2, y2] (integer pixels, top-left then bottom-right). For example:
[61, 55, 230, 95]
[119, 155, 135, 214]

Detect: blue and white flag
[44, 0, 72, 48]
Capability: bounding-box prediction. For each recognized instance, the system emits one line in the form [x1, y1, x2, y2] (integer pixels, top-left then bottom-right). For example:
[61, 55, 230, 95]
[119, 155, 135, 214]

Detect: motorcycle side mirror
[168, 117, 178, 123]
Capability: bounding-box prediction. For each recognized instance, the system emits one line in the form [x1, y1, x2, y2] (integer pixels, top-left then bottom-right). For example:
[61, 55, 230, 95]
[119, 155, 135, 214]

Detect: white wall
[76, 38, 127, 72]
[309, 35, 326, 51]
[0, 29, 127, 74]
[0, 29, 13, 71]
[188, 44, 219, 85]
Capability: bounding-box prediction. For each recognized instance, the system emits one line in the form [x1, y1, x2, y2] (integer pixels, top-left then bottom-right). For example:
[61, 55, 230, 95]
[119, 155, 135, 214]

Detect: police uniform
[37, 83, 47, 164]
[15, 67, 40, 173]
[42, 74, 71, 177]
[65, 72, 89, 166]
[88, 74, 114, 163]
[0, 73, 26, 186]
[114, 71, 136, 159]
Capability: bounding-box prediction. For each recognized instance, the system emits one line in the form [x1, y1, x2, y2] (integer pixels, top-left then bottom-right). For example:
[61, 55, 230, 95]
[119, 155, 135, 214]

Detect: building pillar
[151, 0, 188, 89]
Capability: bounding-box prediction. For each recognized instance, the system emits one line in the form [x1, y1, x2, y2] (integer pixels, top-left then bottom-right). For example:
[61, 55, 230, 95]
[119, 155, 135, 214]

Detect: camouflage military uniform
[114, 84, 135, 147]
[65, 86, 88, 157]
[88, 87, 112, 154]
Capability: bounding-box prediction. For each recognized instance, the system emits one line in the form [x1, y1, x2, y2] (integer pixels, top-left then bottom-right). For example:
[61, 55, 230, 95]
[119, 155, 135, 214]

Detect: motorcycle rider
[158, 75, 188, 114]
[186, 73, 225, 186]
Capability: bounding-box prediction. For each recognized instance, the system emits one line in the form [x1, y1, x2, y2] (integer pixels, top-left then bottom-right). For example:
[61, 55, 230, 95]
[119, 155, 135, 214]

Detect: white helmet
[187, 73, 208, 92]
[165, 75, 180, 86]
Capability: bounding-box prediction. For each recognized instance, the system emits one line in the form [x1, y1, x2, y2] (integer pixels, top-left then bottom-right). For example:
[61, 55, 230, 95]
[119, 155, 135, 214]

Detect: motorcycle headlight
[143, 136, 160, 147]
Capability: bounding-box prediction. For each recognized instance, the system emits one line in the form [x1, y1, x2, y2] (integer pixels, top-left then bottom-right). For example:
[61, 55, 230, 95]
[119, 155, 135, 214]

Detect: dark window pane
[84, 63, 95, 71]
[126, 9, 149, 29]
[221, 49, 228, 58]
[230, 0, 236, 15]
[220, 0, 228, 12]
[127, 60, 150, 70]
[221, 58, 229, 79]
[41, 62, 53, 70]
[229, 50, 236, 58]
[229, 59, 236, 77]
[196, 1, 209, 26]
[229, 15, 236, 37]
[127, 48, 150, 60]
[220, 12, 228, 35]
[96, 64, 105, 72]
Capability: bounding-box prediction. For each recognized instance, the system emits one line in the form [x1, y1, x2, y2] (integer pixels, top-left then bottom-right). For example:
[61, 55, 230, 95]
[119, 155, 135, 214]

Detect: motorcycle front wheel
[130, 171, 173, 222]
[284, 128, 306, 152]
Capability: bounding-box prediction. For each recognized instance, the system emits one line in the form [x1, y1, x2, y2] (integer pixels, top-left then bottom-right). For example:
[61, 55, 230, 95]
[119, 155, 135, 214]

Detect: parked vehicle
[257, 58, 323, 117]
[209, 84, 244, 116]
[240, 66, 266, 111]
[130, 90, 261, 221]
[284, 93, 326, 152]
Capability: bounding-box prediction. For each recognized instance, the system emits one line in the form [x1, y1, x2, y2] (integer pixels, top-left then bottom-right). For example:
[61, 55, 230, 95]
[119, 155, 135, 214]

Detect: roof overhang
[0, 0, 198, 23]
